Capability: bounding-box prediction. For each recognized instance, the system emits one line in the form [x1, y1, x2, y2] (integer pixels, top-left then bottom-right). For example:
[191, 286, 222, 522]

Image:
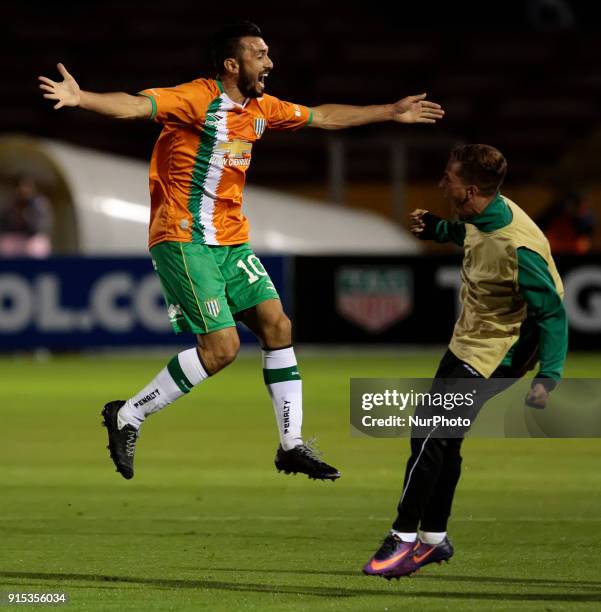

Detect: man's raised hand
[410, 209, 429, 236]
[38, 63, 81, 110]
[393, 94, 444, 124]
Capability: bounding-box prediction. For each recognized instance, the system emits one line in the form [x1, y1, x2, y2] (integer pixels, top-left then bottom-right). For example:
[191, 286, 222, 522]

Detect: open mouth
[258, 72, 269, 87]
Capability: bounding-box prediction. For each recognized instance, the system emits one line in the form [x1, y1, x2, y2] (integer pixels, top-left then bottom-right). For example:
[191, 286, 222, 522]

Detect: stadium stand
[3, 3, 598, 181]
[2, 1, 600, 249]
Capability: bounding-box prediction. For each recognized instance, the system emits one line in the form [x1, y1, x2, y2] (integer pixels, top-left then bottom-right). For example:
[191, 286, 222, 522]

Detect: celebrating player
[38, 21, 444, 482]
[363, 144, 567, 578]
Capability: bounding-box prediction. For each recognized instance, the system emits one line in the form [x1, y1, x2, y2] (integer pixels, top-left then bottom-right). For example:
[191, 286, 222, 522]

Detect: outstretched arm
[308, 94, 444, 130]
[410, 209, 465, 246]
[38, 63, 152, 120]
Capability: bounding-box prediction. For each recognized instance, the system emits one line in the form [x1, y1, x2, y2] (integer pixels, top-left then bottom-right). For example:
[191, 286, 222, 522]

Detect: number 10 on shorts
[237, 255, 268, 284]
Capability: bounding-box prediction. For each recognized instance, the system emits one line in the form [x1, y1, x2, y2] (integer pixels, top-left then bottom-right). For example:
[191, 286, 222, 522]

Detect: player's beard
[238, 65, 262, 99]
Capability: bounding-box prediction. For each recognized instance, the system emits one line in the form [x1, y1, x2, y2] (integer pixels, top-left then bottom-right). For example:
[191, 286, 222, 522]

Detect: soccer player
[363, 144, 568, 578]
[38, 21, 445, 481]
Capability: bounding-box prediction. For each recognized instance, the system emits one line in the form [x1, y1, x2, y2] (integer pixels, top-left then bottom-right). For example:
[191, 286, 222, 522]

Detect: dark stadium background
[2, 3, 601, 611]
[3, 0, 600, 242]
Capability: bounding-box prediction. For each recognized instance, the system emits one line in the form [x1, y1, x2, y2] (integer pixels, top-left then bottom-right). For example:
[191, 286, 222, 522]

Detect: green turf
[2, 349, 601, 611]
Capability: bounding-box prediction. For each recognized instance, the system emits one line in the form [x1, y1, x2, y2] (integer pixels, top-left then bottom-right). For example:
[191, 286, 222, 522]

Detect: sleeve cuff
[137, 93, 157, 120]
[306, 110, 313, 126]
[419, 212, 443, 240]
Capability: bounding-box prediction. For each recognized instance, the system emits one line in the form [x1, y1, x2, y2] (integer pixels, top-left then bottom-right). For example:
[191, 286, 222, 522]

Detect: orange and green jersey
[138, 78, 312, 248]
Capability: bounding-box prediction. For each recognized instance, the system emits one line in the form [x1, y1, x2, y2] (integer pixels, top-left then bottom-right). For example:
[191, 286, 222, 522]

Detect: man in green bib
[363, 144, 568, 579]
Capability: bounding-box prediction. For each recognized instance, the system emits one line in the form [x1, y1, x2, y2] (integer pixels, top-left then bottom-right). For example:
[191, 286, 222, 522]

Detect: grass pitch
[2, 349, 601, 611]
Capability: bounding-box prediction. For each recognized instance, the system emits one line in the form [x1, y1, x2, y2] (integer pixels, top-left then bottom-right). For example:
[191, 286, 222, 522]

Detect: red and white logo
[336, 266, 413, 333]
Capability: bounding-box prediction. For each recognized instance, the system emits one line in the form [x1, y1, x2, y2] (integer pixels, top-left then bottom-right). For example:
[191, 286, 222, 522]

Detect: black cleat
[101, 400, 138, 480]
[275, 443, 341, 481]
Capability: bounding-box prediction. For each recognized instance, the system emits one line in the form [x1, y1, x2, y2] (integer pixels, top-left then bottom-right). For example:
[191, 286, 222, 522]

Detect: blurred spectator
[536, 190, 596, 255]
[0, 175, 53, 258]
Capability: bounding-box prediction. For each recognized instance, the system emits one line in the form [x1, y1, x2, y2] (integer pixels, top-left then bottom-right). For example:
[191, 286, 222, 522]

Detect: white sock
[391, 530, 417, 543]
[262, 346, 303, 451]
[119, 347, 209, 429]
[419, 531, 446, 545]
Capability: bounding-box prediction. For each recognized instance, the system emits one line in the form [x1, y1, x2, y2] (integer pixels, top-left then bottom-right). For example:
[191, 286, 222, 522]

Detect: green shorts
[150, 241, 280, 335]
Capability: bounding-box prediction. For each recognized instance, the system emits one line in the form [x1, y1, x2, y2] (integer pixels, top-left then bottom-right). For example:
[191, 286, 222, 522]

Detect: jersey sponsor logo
[204, 298, 220, 317]
[210, 139, 253, 168]
[336, 267, 413, 333]
[217, 139, 253, 158]
[209, 156, 251, 168]
[254, 117, 266, 138]
[293, 104, 301, 117]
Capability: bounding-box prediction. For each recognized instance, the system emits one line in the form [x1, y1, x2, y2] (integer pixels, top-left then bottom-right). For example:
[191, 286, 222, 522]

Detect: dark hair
[450, 144, 507, 196]
[210, 21, 263, 75]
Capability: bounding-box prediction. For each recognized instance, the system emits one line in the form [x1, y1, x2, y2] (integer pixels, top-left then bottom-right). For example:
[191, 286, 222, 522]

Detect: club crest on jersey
[336, 267, 413, 333]
[254, 117, 266, 138]
[204, 298, 221, 317]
